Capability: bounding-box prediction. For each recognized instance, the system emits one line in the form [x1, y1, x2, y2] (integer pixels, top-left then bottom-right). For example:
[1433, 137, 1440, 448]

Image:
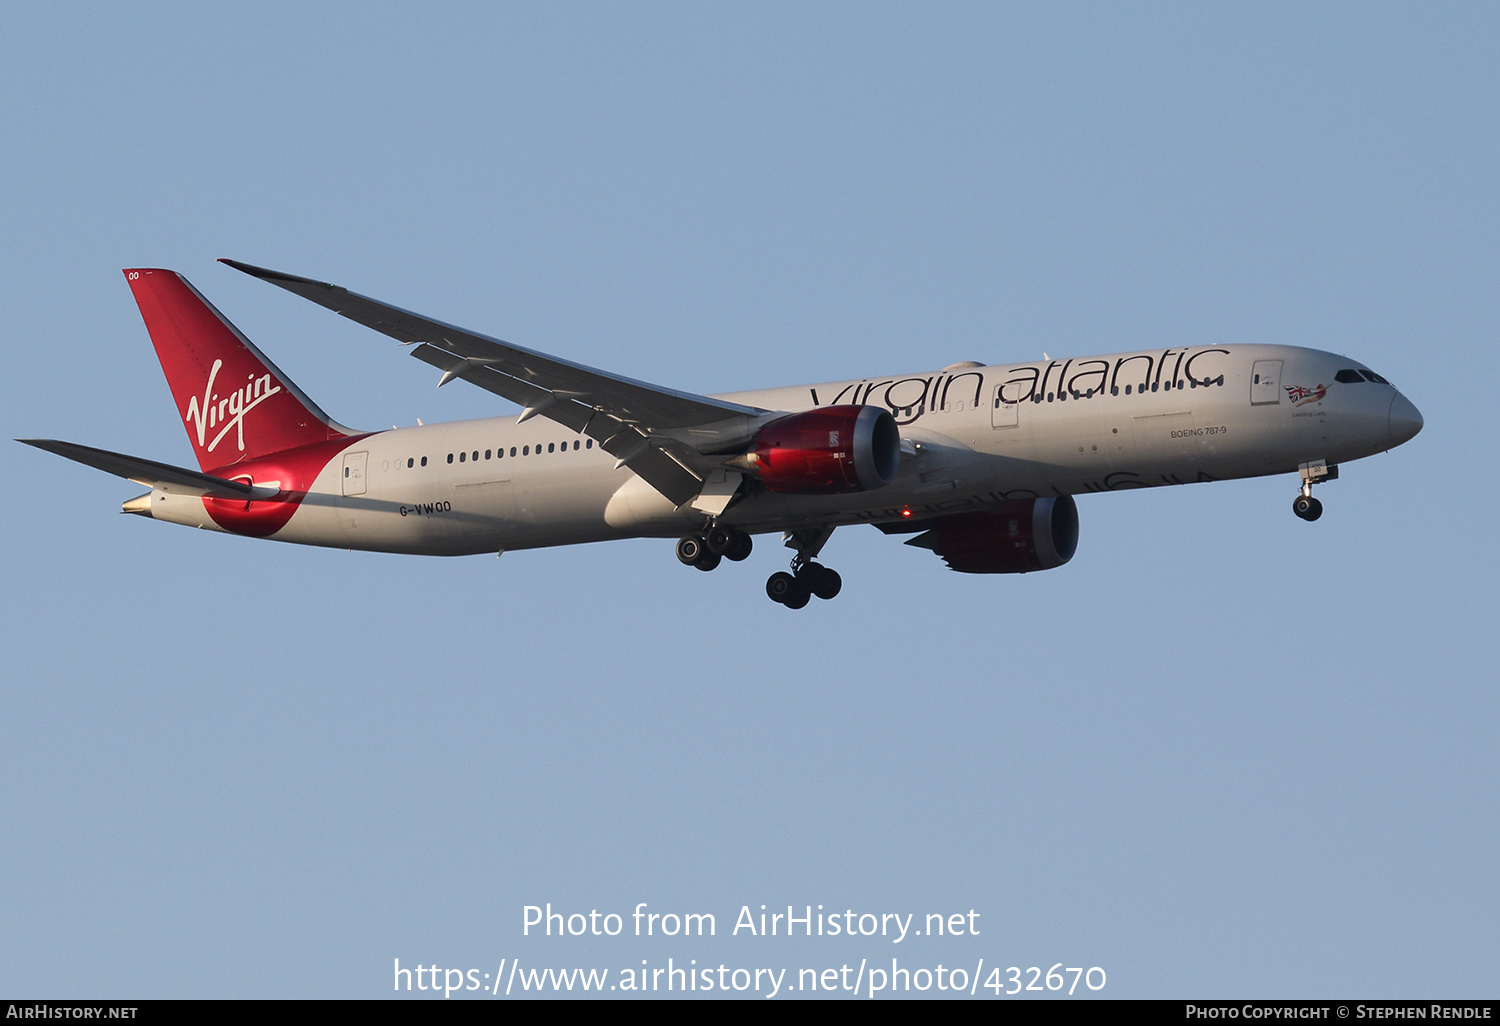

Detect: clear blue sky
[2, 2, 1495, 998]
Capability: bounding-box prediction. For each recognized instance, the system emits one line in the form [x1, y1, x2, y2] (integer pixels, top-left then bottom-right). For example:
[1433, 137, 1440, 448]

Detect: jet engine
[734, 405, 900, 494]
[903, 496, 1079, 574]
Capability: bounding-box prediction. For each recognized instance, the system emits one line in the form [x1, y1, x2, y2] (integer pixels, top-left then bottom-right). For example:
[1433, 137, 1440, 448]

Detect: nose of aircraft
[1388, 392, 1423, 448]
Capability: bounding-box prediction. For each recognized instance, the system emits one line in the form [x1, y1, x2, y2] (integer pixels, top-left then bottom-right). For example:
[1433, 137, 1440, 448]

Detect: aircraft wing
[18, 439, 265, 498]
[221, 259, 767, 505]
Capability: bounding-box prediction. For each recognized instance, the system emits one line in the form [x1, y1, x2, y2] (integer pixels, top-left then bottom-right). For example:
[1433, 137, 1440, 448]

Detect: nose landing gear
[1292, 460, 1337, 522]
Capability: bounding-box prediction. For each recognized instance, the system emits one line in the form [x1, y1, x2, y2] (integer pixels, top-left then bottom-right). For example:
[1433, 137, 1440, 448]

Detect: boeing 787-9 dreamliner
[22, 261, 1423, 608]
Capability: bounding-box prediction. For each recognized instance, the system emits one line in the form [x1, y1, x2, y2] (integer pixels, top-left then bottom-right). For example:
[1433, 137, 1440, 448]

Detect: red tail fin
[125, 268, 351, 471]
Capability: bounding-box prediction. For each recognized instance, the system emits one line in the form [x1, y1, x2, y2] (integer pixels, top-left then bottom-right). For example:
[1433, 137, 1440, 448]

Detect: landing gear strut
[1292, 460, 1337, 522]
[766, 527, 842, 608]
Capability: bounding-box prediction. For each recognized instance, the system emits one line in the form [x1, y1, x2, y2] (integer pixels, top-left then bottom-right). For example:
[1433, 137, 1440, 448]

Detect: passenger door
[1250, 360, 1282, 406]
[990, 382, 1021, 428]
[341, 451, 368, 496]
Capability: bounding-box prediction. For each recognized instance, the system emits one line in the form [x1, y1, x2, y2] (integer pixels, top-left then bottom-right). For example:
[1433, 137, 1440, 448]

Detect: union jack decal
[1285, 384, 1328, 406]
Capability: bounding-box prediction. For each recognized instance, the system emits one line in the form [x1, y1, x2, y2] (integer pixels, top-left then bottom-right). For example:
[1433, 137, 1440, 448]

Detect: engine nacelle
[738, 405, 900, 494]
[906, 496, 1079, 574]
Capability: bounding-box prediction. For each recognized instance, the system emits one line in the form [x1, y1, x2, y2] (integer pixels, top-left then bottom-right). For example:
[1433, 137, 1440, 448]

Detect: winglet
[219, 258, 340, 291]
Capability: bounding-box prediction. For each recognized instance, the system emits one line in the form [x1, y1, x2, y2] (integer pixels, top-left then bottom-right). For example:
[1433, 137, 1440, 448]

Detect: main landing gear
[676, 523, 752, 572]
[1292, 460, 1338, 522]
[765, 563, 841, 609]
[675, 523, 843, 609]
[765, 527, 841, 609]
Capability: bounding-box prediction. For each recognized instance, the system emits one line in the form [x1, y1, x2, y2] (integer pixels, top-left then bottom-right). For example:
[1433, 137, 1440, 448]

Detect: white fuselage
[144, 344, 1419, 554]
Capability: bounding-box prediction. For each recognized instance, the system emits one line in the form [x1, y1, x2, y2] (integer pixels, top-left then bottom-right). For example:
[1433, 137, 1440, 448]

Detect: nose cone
[1388, 392, 1423, 448]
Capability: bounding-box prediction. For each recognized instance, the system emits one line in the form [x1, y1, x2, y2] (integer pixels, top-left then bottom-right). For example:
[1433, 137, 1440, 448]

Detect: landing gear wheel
[798, 562, 842, 600]
[707, 525, 753, 561]
[1292, 495, 1323, 522]
[694, 551, 722, 572]
[766, 571, 809, 608]
[726, 532, 753, 562]
[706, 525, 736, 556]
[676, 535, 707, 565]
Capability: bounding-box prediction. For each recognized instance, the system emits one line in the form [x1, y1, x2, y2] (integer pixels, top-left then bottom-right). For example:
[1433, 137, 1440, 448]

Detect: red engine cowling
[904, 496, 1079, 574]
[740, 405, 901, 494]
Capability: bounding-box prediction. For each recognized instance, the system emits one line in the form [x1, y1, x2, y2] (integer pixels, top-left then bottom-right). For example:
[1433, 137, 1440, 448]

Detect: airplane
[21, 261, 1424, 609]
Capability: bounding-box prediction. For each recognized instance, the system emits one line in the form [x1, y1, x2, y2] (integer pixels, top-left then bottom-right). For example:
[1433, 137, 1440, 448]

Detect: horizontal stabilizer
[17, 439, 263, 498]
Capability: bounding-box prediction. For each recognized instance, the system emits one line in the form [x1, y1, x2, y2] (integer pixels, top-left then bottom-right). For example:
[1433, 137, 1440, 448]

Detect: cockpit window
[1360, 369, 1390, 384]
[1335, 369, 1365, 383]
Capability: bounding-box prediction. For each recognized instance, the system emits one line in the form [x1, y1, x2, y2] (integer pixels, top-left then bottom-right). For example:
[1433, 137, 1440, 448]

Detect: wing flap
[411, 343, 710, 502]
[613, 442, 705, 507]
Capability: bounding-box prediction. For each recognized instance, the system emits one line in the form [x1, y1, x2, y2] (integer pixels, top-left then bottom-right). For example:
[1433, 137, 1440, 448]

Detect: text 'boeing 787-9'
[22, 261, 1423, 608]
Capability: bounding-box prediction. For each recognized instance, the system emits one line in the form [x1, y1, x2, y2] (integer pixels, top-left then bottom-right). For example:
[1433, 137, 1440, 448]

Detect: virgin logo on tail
[184, 359, 284, 454]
